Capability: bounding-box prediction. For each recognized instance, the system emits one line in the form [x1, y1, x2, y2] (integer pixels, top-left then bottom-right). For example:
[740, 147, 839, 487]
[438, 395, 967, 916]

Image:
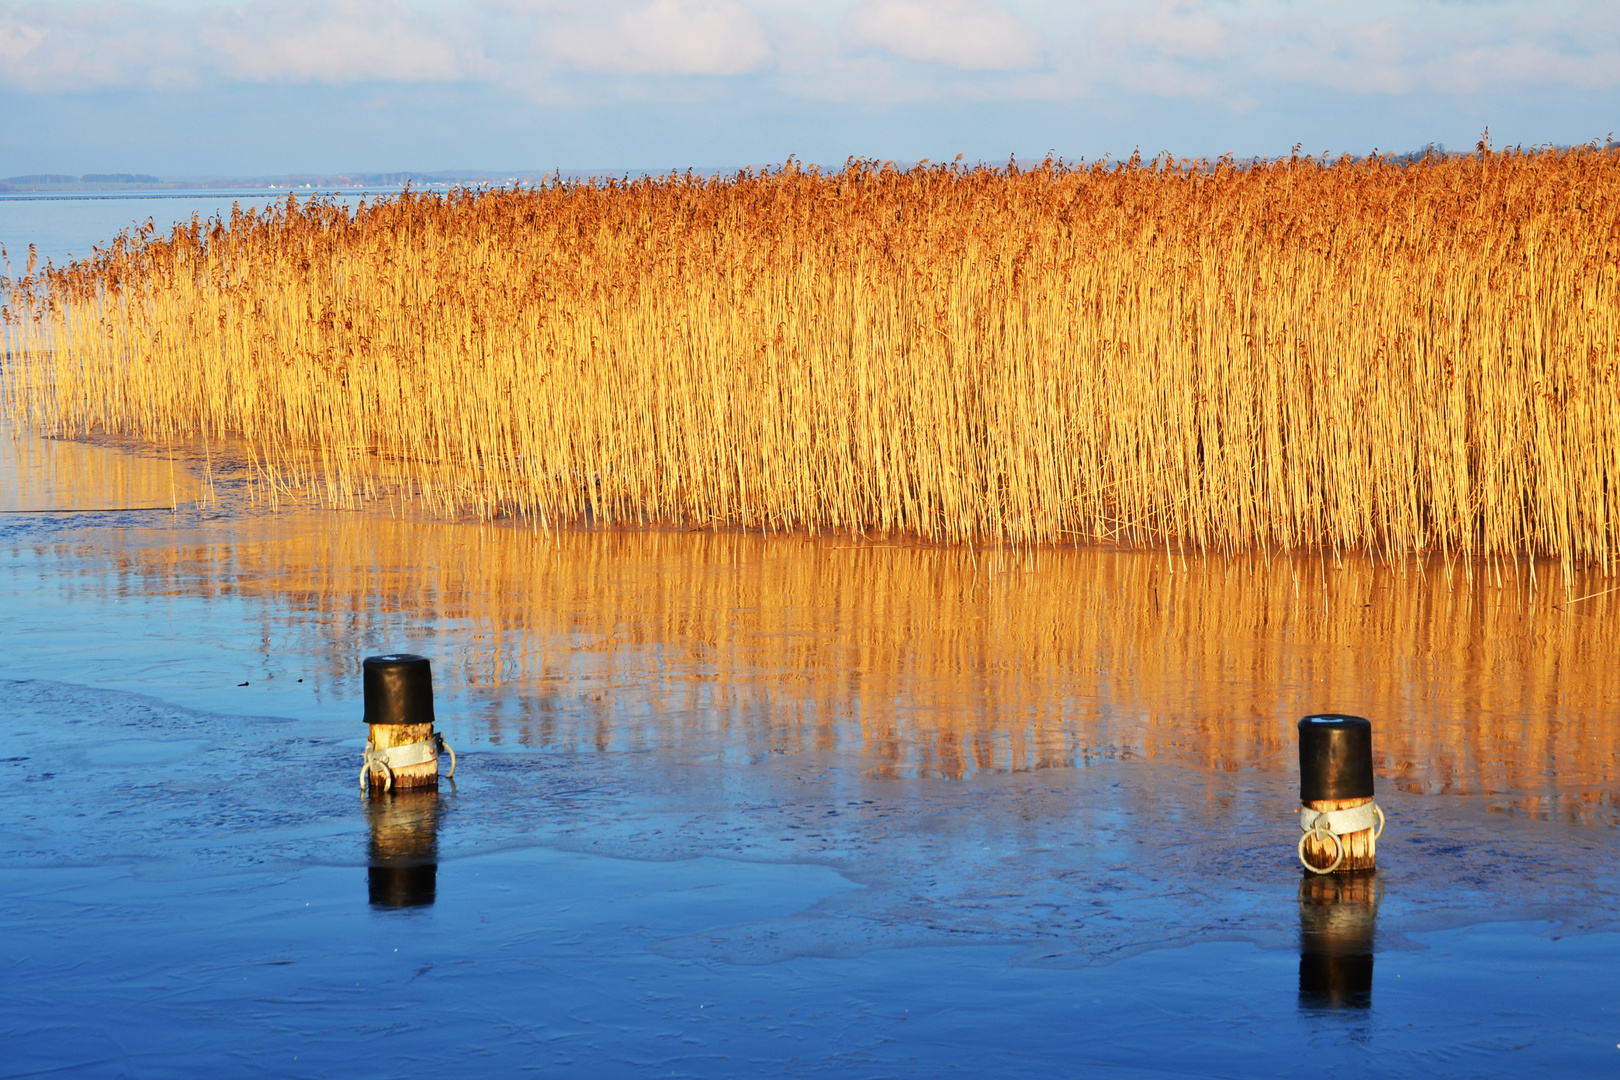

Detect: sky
[0, 0, 1617, 176]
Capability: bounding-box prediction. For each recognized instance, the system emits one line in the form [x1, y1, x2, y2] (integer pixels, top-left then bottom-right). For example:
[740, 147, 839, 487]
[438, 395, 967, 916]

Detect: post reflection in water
[365, 788, 441, 909]
[1298, 871, 1381, 1011]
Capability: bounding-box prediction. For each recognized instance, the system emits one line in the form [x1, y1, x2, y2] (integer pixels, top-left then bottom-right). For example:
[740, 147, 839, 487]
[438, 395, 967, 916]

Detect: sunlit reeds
[5, 149, 1619, 567]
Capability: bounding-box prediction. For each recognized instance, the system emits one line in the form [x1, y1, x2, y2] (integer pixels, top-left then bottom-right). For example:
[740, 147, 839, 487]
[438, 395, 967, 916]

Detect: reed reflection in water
[1, 429, 197, 513]
[88, 507, 1619, 797]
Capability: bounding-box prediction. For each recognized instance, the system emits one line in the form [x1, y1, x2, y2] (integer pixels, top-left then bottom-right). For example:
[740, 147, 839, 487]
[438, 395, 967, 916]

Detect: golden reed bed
[4, 150, 1619, 567]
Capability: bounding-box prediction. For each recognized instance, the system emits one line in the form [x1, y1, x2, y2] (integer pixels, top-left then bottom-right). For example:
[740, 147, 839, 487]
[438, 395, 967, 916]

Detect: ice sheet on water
[6, 677, 1617, 959]
[5, 676, 1620, 1077]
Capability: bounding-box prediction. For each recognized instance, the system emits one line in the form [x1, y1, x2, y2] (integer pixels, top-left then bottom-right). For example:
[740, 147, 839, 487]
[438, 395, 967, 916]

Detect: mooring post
[1297, 714, 1383, 873]
[360, 653, 455, 793]
[1298, 869, 1379, 1009]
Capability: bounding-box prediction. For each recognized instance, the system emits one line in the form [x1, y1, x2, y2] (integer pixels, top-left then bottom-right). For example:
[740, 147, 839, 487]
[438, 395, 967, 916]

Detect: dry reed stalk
[4, 151, 1619, 567]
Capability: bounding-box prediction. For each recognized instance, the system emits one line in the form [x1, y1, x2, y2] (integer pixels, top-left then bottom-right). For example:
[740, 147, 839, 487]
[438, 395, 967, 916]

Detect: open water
[1, 428, 1617, 1077]
[0, 188, 430, 269]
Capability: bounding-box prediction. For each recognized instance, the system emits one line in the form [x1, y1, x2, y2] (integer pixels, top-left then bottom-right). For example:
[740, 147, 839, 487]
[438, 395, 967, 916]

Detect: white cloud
[0, 3, 201, 92]
[844, 0, 1042, 71]
[0, 0, 1616, 112]
[548, 0, 771, 76]
[1127, 1, 1229, 60]
[0, 0, 480, 91]
[0, 15, 44, 60]
[1248, 18, 1414, 96]
[1417, 34, 1620, 95]
[1086, 0, 1620, 101]
[204, 1, 478, 84]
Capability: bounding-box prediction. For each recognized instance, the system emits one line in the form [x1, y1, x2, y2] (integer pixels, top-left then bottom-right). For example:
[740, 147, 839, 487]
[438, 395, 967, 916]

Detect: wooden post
[1298, 869, 1379, 1009]
[1298, 714, 1380, 873]
[362, 653, 442, 792]
[366, 788, 439, 908]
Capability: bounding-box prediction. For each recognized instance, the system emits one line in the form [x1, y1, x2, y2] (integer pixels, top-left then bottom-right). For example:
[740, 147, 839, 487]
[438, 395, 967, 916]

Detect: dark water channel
[3, 431, 1618, 1077]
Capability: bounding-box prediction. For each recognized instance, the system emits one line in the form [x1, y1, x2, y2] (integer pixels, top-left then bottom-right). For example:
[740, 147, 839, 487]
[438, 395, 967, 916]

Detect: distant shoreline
[0, 170, 572, 195]
[0, 186, 438, 199]
[0, 177, 497, 195]
[8, 144, 1612, 196]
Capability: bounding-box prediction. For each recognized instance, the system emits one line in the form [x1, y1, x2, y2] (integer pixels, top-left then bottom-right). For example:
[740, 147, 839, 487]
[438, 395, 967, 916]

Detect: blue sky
[1, 0, 1616, 175]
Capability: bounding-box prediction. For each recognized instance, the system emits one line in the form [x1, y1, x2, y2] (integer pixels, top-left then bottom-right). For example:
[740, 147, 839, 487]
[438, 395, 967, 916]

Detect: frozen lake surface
[2, 430, 1618, 1077]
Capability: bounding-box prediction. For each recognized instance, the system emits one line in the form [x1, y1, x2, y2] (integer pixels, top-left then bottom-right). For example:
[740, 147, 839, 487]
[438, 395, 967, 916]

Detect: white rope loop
[1299, 824, 1343, 874]
[360, 753, 394, 792]
[1297, 799, 1384, 875]
[360, 733, 456, 791]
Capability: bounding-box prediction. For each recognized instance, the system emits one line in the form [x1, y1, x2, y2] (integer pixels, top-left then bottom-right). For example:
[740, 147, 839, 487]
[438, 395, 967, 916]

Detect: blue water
[0, 188, 432, 268]
[5, 666, 1618, 1077]
[1, 429, 1618, 1075]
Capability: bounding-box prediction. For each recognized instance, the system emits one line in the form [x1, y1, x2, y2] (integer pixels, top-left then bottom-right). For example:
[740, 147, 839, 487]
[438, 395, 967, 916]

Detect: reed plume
[5, 150, 1619, 567]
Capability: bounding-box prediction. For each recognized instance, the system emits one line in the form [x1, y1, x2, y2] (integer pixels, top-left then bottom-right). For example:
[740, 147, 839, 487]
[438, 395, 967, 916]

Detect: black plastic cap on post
[363, 653, 436, 727]
[1298, 714, 1375, 802]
